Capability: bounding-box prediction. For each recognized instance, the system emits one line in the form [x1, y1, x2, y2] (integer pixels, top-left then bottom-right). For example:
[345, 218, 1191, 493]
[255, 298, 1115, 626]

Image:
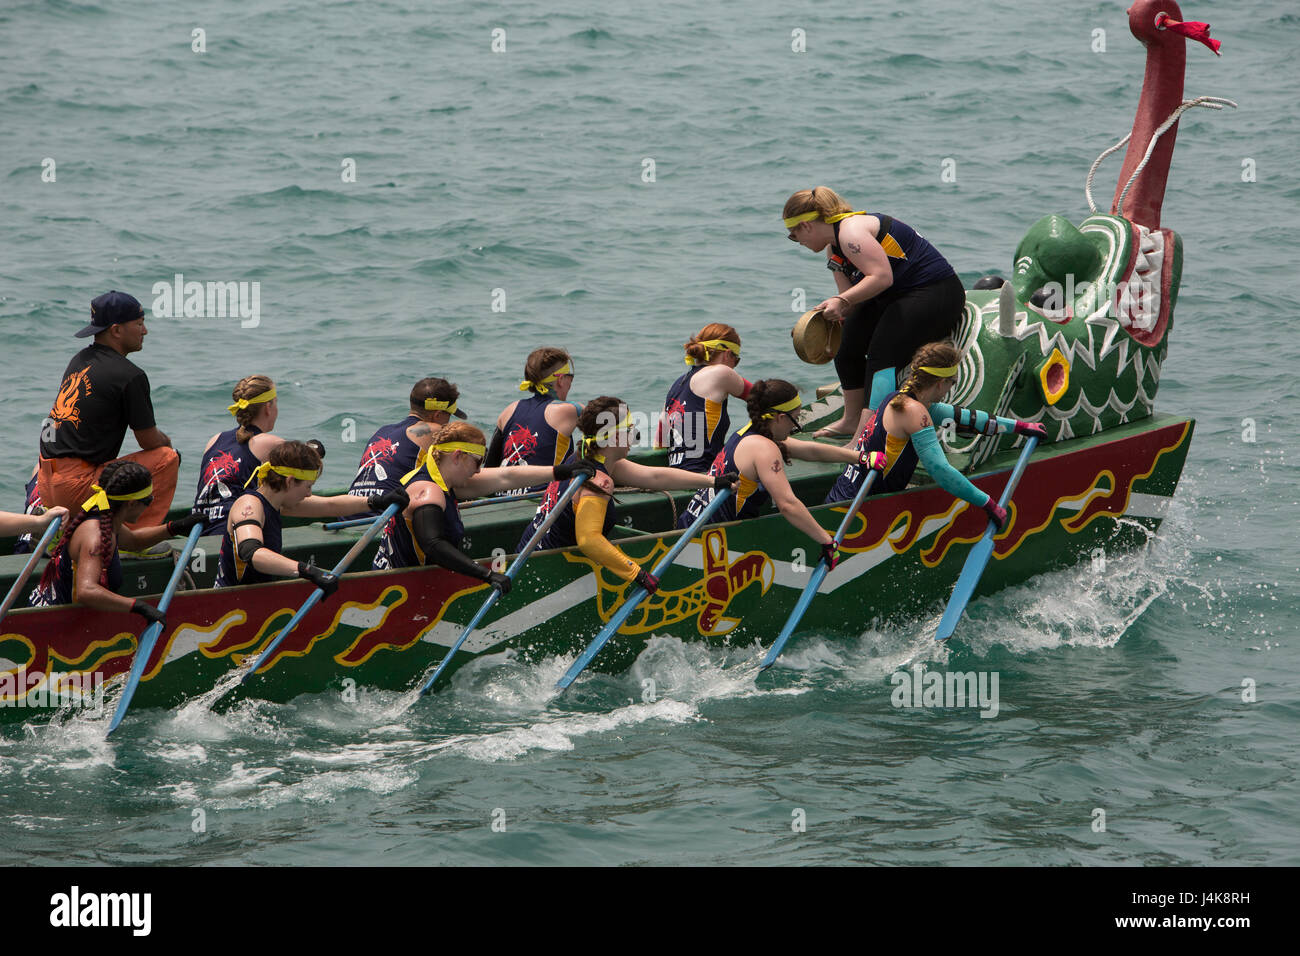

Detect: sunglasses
[782, 412, 803, 433]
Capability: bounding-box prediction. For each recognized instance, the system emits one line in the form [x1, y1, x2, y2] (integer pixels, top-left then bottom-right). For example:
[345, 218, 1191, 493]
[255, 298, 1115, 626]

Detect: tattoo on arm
[410, 425, 432, 438]
[846, 241, 861, 254]
[770, 460, 782, 474]
[239, 503, 254, 517]
[920, 413, 931, 429]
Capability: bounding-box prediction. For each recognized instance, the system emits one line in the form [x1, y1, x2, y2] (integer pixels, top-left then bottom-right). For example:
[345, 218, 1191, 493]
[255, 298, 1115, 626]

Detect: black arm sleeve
[485, 427, 506, 469]
[411, 503, 490, 579]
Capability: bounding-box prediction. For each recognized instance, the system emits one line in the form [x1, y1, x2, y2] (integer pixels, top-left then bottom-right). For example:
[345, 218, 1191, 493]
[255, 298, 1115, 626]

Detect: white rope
[1085, 96, 1238, 215]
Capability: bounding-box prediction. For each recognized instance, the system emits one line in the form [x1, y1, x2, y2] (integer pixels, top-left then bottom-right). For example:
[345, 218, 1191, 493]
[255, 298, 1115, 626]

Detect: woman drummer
[374, 422, 594, 590]
[783, 186, 964, 439]
[518, 397, 737, 593]
[486, 348, 582, 494]
[660, 323, 752, 473]
[194, 375, 287, 536]
[678, 381, 881, 569]
[825, 342, 1046, 528]
[29, 460, 203, 622]
[215, 440, 407, 592]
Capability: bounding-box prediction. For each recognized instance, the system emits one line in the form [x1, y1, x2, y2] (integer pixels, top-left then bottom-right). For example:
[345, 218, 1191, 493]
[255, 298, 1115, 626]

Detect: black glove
[713, 470, 739, 492]
[167, 512, 204, 536]
[297, 562, 340, 598]
[820, 540, 842, 570]
[306, 439, 326, 460]
[131, 600, 166, 628]
[486, 571, 512, 595]
[554, 459, 597, 481]
[635, 569, 659, 593]
[367, 488, 410, 513]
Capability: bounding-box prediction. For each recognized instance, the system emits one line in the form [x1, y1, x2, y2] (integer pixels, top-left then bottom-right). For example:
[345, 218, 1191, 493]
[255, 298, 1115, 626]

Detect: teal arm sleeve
[928, 402, 1017, 437]
[868, 367, 897, 411]
[911, 427, 991, 506]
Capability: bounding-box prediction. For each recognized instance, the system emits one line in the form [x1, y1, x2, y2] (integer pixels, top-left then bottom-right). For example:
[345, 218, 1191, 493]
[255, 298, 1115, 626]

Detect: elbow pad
[236, 537, 265, 564]
[911, 427, 989, 507]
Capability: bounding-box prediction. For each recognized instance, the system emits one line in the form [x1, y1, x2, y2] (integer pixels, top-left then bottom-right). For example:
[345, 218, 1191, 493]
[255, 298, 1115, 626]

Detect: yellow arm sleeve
[574, 494, 640, 582]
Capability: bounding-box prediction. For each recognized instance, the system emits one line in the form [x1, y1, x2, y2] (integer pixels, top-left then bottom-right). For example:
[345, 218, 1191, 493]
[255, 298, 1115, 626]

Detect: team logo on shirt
[198, 451, 240, 502]
[49, 366, 93, 429]
[360, 437, 398, 473]
[503, 425, 539, 466]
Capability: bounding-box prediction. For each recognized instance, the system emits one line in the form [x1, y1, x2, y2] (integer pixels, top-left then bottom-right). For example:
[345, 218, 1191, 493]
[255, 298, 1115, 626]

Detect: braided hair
[889, 342, 961, 411]
[231, 374, 275, 444]
[38, 459, 152, 591]
[745, 379, 798, 464]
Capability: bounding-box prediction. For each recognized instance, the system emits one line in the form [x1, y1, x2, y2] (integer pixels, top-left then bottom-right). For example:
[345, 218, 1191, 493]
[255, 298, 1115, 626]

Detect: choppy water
[1, 0, 1297, 866]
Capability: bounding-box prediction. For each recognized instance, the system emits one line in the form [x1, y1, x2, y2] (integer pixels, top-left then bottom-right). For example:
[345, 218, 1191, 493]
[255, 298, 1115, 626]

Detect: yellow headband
[423, 397, 458, 414]
[82, 483, 153, 512]
[684, 339, 741, 366]
[432, 441, 486, 459]
[782, 210, 865, 229]
[245, 462, 321, 488]
[227, 387, 276, 416]
[582, 410, 636, 459]
[760, 394, 803, 420]
[783, 211, 820, 229]
[919, 364, 959, 378]
[520, 361, 574, 395]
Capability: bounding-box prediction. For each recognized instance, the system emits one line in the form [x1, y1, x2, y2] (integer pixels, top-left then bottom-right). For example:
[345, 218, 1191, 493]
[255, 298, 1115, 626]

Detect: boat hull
[0, 416, 1193, 722]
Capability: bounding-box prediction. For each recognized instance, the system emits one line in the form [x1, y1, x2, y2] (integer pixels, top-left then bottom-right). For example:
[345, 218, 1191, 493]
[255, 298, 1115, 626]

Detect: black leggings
[833, 274, 966, 391]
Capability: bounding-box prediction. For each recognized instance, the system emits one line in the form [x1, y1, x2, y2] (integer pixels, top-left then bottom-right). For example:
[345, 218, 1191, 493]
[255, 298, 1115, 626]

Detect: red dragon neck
[1110, 0, 1187, 230]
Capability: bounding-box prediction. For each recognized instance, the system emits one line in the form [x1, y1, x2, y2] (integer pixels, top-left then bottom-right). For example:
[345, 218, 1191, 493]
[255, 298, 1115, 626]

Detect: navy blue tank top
[663, 367, 731, 473]
[677, 429, 769, 527]
[12, 472, 43, 555]
[829, 213, 955, 292]
[826, 392, 918, 501]
[348, 416, 422, 503]
[29, 519, 124, 607]
[214, 490, 284, 587]
[195, 425, 264, 536]
[517, 460, 613, 552]
[373, 471, 464, 570]
[496, 396, 573, 496]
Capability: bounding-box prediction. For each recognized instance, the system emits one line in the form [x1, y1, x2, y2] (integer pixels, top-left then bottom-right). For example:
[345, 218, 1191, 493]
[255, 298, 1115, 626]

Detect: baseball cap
[76, 291, 145, 338]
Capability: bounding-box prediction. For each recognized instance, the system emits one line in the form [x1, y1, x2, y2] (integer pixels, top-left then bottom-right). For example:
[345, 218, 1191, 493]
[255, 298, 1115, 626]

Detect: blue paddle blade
[760, 469, 877, 671]
[934, 437, 1038, 642]
[106, 523, 204, 735]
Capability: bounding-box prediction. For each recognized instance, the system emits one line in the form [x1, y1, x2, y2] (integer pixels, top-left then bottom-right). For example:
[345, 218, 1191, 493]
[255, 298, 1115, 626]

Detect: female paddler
[825, 343, 1046, 528]
[678, 381, 880, 568]
[518, 397, 737, 592]
[194, 375, 286, 536]
[783, 186, 965, 439]
[215, 441, 407, 592]
[374, 422, 594, 591]
[29, 460, 203, 622]
[486, 348, 582, 495]
[660, 324, 752, 472]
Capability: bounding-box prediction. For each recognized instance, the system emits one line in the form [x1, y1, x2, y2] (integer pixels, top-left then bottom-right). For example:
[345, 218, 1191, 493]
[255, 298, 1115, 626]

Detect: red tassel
[1155, 12, 1223, 56]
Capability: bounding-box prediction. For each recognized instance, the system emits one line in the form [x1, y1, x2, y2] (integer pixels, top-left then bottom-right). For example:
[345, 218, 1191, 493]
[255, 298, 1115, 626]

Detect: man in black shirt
[37, 290, 180, 529]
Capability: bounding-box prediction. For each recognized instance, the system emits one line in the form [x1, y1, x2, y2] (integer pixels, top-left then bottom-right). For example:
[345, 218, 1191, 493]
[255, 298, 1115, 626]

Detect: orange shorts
[37, 447, 180, 529]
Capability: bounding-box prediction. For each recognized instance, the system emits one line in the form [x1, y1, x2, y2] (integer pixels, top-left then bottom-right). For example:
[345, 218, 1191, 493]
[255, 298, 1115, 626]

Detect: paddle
[760, 469, 879, 670]
[322, 490, 548, 530]
[413, 474, 588, 697]
[555, 489, 733, 692]
[934, 436, 1038, 642]
[0, 515, 62, 626]
[106, 524, 204, 735]
[238, 504, 399, 684]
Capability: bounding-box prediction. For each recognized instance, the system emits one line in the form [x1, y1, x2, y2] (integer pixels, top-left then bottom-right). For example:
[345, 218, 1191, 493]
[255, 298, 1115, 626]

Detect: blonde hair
[782, 186, 854, 224]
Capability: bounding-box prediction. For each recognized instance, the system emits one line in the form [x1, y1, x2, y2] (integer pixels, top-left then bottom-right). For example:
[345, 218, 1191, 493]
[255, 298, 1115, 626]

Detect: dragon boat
[0, 0, 1223, 722]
